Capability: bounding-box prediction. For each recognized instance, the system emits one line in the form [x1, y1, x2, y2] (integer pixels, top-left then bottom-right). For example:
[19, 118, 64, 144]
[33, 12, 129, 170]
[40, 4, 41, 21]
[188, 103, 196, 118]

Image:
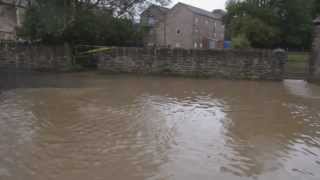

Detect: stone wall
[310, 17, 320, 82]
[0, 3, 17, 40]
[0, 43, 72, 71]
[97, 47, 286, 80]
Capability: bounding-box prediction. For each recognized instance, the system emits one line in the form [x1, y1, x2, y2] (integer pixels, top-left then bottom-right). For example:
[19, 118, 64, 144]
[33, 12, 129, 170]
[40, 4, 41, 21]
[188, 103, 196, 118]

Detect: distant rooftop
[142, 2, 224, 20]
[156, 5, 170, 13]
[176, 2, 221, 19]
[141, 4, 170, 16]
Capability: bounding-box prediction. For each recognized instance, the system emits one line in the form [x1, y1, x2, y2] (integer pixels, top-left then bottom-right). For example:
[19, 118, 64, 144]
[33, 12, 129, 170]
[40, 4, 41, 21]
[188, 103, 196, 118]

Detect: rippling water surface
[0, 72, 320, 180]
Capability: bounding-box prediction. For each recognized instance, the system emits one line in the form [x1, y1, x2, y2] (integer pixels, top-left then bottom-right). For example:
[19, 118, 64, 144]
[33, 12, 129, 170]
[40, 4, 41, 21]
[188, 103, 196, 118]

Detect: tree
[276, 0, 313, 48]
[226, 0, 314, 49]
[226, 0, 280, 48]
[18, 0, 170, 45]
[313, 0, 320, 17]
[232, 34, 251, 49]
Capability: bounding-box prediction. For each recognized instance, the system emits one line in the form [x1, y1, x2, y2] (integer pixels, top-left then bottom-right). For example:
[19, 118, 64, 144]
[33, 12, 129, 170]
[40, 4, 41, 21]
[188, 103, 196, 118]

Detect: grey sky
[170, 0, 227, 11]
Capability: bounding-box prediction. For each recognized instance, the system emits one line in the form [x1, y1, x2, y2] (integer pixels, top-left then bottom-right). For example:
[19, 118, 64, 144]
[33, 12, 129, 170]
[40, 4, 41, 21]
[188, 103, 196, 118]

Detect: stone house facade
[0, 0, 28, 40]
[141, 3, 225, 49]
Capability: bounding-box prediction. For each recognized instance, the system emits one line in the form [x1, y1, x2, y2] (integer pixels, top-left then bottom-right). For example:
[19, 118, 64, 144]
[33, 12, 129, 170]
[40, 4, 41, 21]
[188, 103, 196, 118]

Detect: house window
[209, 40, 216, 49]
[177, 29, 181, 34]
[195, 17, 199, 24]
[148, 17, 156, 25]
[194, 42, 198, 48]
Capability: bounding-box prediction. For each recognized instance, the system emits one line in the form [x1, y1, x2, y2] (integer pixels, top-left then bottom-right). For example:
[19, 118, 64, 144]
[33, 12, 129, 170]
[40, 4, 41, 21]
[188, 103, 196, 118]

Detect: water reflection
[0, 72, 319, 180]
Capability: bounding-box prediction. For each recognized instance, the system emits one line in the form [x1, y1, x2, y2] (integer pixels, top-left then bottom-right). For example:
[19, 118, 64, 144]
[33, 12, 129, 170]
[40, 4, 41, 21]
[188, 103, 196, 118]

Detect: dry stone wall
[0, 43, 72, 71]
[97, 47, 286, 80]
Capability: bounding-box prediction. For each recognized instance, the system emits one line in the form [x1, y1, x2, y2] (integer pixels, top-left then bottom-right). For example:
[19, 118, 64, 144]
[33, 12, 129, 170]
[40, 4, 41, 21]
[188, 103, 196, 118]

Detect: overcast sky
[170, 0, 227, 11]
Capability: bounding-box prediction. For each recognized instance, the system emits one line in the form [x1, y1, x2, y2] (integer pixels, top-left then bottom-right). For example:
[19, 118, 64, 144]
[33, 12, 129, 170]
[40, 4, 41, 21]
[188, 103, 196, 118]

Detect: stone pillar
[310, 17, 320, 82]
[272, 48, 287, 80]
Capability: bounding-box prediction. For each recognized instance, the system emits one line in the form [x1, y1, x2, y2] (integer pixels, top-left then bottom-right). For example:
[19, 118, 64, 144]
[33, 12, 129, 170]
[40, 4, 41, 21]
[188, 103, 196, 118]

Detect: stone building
[0, 0, 28, 40]
[141, 3, 225, 49]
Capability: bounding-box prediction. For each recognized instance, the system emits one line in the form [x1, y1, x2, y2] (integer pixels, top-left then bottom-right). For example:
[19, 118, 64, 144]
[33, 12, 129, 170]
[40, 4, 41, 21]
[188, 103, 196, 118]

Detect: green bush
[231, 34, 251, 49]
[18, 0, 147, 46]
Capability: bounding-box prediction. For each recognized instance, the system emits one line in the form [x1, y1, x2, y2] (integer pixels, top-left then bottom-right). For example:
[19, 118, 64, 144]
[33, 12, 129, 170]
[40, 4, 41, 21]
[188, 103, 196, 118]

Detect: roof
[157, 5, 170, 13]
[141, 4, 169, 16]
[176, 2, 220, 19]
[212, 9, 227, 18]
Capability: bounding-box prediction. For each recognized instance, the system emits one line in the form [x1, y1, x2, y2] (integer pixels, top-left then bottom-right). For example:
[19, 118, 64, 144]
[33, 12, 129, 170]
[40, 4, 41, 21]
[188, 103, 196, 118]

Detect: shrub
[231, 34, 251, 49]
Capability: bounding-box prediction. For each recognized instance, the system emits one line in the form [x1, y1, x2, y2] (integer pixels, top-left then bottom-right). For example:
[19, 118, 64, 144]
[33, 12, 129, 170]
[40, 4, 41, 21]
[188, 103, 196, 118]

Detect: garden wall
[0, 43, 72, 71]
[97, 47, 286, 80]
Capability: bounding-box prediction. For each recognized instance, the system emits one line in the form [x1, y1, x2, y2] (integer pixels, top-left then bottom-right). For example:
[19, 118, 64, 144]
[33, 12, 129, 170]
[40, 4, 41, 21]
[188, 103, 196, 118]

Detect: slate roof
[141, 2, 223, 20]
[177, 2, 220, 19]
[157, 6, 170, 14]
[141, 4, 169, 16]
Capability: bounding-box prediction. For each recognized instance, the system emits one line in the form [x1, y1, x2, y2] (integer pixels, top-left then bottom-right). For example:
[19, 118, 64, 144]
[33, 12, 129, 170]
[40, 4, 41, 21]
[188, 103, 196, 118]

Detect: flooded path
[0, 72, 320, 180]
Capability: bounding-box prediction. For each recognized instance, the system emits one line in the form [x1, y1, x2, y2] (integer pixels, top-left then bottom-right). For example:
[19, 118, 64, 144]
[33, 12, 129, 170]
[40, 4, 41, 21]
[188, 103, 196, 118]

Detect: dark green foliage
[226, 0, 316, 49]
[314, 0, 320, 17]
[18, 1, 65, 43]
[18, 0, 161, 46]
[231, 34, 251, 49]
[62, 10, 146, 46]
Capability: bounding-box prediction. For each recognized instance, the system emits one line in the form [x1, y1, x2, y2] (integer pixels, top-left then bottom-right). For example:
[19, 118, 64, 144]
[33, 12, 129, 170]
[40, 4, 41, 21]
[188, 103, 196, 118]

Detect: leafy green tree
[313, 0, 320, 17]
[232, 34, 251, 49]
[18, 0, 170, 45]
[226, 0, 314, 49]
[229, 16, 280, 48]
[276, 0, 313, 48]
[226, 0, 280, 48]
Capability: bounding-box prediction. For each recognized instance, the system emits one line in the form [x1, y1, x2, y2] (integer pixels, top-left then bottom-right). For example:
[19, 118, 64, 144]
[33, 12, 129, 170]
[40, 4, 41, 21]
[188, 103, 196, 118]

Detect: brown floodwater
[0, 71, 320, 180]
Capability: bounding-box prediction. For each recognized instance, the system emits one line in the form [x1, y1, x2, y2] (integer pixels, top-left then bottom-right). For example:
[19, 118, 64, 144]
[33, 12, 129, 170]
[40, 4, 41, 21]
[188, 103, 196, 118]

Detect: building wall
[164, 5, 194, 49]
[154, 21, 166, 46]
[192, 14, 224, 49]
[142, 4, 225, 49]
[140, 6, 166, 26]
[0, 4, 17, 40]
[141, 6, 167, 46]
[0, 0, 28, 40]
[97, 47, 286, 80]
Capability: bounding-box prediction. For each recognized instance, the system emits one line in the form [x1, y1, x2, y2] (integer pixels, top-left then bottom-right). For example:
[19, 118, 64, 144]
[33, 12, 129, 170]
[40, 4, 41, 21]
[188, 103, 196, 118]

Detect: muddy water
[0, 72, 320, 180]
